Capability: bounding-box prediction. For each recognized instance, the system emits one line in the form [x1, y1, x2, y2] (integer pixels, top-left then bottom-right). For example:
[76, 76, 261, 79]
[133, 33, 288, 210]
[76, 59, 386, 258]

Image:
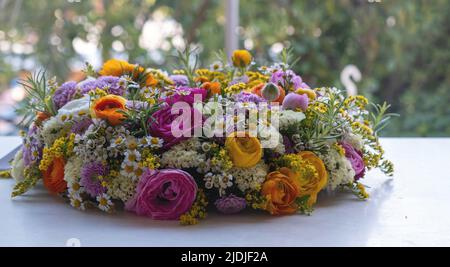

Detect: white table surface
[1, 137, 449, 247]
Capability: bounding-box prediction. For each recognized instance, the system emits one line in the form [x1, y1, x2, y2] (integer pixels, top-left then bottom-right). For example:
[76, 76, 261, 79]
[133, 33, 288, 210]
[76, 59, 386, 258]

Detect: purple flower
[169, 75, 189, 87]
[22, 124, 43, 167]
[282, 93, 309, 111]
[78, 79, 98, 95]
[125, 169, 197, 220]
[340, 142, 365, 180]
[232, 92, 265, 103]
[149, 103, 203, 149]
[80, 161, 109, 197]
[215, 194, 247, 214]
[97, 76, 125, 96]
[79, 76, 125, 96]
[270, 70, 310, 90]
[71, 118, 93, 135]
[53, 81, 77, 109]
[283, 135, 295, 154]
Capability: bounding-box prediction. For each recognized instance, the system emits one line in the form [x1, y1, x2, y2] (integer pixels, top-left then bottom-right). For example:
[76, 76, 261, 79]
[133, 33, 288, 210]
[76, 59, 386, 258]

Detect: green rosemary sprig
[16, 70, 57, 126]
[176, 46, 200, 87]
[369, 102, 399, 136]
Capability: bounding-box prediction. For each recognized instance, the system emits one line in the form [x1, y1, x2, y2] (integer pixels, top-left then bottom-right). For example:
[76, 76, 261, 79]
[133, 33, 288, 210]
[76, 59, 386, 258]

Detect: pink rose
[166, 87, 207, 105]
[125, 169, 197, 220]
[340, 142, 365, 180]
[150, 88, 206, 149]
[149, 104, 203, 149]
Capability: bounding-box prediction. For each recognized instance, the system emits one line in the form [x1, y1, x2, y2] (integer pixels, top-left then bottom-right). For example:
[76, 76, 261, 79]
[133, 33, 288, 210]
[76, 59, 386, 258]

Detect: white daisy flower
[120, 161, 139, 180]
[124, 149, 141, 163]
[70, 194, 85, 211]
[68, 181, 84, 196]
[96, 193, 113, 212]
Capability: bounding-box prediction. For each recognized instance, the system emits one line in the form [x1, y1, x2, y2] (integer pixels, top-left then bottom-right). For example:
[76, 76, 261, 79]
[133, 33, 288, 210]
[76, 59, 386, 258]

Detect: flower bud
[261, 82, 280, 102]
[282, 93, 309, 111]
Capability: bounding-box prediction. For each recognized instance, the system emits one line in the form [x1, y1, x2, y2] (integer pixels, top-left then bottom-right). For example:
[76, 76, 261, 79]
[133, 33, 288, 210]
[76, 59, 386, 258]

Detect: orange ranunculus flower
[232, 50, 252, 68]
[297, 151, 328, 206]
[91, 95, 127, 126]
[36, 111, 50, 122]
[225, 132, 262, 168]
[100, 59, 158, 87]
[145, 73, 158, 87]
[99, 59, 136, 77]
[261, 167, 301, 215]
[42, 156, 67, 194]
[202, 82, 221, 95]
[251, 83, 286, 104]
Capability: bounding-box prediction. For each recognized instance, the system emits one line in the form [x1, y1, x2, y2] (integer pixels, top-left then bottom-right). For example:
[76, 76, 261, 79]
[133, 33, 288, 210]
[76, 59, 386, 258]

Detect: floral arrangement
[7, 48, 396, 225]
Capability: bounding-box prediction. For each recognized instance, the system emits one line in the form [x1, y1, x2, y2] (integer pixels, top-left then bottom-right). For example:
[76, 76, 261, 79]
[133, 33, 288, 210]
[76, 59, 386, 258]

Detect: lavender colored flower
[340, 142, 365, 180]
[270, 70, 310, 90]
[232, 92, 265, 103]
[79, 76, 125, 96]
[80, 161, 109, 197]
[169, 74, 189, 87]
[97, 76, 125, 95]
[71, 118, 93, 135]
[53, 81, 77, 109]
[22, 124, 43, 167]
[126, 100, 150, 110]
[215, 194, 247, 214]
[282, 93, 309, 111]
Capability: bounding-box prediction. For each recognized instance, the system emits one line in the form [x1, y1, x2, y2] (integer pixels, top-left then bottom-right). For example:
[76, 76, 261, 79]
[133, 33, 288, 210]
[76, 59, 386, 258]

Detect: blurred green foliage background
[0, 0, 449, 136]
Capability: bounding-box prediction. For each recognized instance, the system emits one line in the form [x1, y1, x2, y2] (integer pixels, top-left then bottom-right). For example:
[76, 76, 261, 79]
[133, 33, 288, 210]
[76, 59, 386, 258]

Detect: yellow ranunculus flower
[225, 132, 262, 168]
[232, 50, 252, 68]
[295, 88, 316, 100]
[297, 151, 328, 206]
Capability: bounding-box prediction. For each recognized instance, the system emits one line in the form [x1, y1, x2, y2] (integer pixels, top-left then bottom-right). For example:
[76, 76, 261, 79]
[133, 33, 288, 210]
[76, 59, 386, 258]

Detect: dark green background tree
[0, 0, 449, 136]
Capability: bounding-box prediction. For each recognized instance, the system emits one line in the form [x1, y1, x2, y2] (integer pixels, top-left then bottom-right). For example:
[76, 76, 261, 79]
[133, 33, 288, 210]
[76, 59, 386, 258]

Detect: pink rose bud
[282, 92, 309, 111]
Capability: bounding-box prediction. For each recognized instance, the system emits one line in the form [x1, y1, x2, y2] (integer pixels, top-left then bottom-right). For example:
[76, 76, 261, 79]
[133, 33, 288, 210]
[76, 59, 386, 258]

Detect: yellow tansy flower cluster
[344, 95, 369, 109]
[224, 82, 247, 95]
[179, 189, 208, 225]
[139, 148, 160, 170]
[39, 134, 75, 172]
[210, 148, 233, 172]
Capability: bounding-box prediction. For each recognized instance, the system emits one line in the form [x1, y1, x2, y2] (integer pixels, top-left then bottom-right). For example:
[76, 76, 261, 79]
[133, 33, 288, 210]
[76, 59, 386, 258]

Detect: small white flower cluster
[278, 110, 306, 131]
[321, 148, 355, 190]
[41, 95, 91, 146]
[107, 173, 138, 202]
[11, 149, 25, 182]
[258, 124, 285, 154]
[160, 139, 205, 169]
[203, 172, 233, 196]
[74, 120, 110, 162]
[228, 161, 269, 192]
[342, 132, 364, 151]
[41, 116, 66, 146]
[64, 156, 83, 184]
